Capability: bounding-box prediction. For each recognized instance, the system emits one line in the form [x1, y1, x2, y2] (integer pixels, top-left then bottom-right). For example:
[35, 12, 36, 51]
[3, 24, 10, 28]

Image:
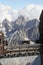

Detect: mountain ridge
[0, 4, 42, 43]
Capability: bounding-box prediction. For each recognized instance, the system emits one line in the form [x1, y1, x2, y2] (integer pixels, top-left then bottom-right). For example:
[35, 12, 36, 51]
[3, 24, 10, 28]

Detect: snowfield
[0, 56, 41, 65]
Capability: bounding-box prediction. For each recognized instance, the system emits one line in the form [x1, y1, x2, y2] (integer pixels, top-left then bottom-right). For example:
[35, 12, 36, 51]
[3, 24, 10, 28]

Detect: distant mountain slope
[0, 4, 42, 42]
[2, 17, 39, 43]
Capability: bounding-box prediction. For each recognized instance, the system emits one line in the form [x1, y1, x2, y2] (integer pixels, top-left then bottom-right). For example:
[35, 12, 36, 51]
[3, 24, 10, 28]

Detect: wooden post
[0, 32, 4, 45]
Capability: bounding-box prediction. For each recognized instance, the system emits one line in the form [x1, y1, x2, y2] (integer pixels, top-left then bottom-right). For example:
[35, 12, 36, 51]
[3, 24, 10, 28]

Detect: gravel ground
[0, 55, 41, 65]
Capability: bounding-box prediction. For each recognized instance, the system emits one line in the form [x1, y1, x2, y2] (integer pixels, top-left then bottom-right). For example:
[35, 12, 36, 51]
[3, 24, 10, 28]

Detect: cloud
[0, 4, 43, 23]
[0, 4, 18, 22]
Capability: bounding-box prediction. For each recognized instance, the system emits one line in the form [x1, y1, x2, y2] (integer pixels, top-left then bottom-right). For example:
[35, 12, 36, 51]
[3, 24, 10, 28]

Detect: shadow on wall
[26, 62, 31, 65]
[26, 56, 41, 65]
[0, 63, 2, 65]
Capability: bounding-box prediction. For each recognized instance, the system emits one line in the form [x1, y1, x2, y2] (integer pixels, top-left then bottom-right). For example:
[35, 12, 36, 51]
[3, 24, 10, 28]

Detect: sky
[0, 0, 43, 9]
